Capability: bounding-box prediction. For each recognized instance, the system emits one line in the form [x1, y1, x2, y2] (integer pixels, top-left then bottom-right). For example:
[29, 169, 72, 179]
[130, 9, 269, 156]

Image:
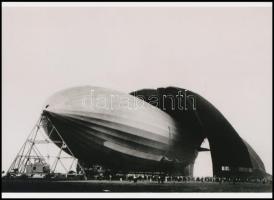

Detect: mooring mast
[7, 113, 87, 179]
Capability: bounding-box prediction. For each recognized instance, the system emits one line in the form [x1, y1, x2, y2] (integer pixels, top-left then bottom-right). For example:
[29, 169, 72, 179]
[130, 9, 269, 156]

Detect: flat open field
[2, 179, 272, 192]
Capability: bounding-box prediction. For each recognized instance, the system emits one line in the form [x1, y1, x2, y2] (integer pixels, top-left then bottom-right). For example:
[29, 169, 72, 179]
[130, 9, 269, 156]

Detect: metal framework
[7, 114, 87, 179]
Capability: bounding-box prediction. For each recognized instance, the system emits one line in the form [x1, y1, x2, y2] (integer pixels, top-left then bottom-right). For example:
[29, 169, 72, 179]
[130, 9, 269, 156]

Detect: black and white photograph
[1, 2, 272, 198]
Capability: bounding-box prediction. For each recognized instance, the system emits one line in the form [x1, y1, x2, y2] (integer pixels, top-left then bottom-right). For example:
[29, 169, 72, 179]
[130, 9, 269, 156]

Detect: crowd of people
[103, 174, 272, 184]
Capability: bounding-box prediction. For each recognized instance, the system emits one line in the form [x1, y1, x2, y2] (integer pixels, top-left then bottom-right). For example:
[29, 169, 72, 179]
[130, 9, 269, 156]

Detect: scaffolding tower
[7, 113, 87, 180]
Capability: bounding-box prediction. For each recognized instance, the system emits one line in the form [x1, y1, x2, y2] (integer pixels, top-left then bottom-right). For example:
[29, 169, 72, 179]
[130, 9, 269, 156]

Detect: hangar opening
[193, 139, 213, 177]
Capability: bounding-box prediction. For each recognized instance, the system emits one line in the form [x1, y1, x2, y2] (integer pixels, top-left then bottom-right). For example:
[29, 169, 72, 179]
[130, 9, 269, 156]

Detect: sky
[2, 5, 272, 176]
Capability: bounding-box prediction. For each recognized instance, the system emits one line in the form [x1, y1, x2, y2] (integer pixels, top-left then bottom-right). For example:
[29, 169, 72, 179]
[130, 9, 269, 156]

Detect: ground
[2, 179, 272, 192]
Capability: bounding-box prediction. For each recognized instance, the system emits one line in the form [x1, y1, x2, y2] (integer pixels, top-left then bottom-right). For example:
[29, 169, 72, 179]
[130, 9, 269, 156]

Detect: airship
[42, 86, 196, 175]
[42, 86, 266, 177]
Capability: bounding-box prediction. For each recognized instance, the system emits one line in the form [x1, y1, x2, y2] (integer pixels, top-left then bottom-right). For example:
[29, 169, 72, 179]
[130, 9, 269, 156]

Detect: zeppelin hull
[42, 86, 193, 173]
